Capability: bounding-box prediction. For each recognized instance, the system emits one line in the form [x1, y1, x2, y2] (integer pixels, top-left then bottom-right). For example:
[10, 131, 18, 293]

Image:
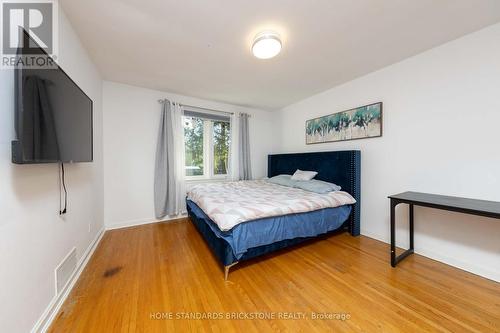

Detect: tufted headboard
[267, 150, 361, 236]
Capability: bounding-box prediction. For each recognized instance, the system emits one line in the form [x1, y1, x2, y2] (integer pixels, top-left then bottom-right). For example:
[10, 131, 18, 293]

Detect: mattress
[187, 180, 356, 231]
[187, 199, 352, 260]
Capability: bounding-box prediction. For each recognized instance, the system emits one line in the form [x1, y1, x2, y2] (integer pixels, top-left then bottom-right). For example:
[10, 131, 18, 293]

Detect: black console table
[388, 191, 500, 267]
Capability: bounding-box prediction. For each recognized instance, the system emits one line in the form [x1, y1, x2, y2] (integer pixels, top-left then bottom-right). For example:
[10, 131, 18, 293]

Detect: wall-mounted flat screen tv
[12, 31, 93, 164]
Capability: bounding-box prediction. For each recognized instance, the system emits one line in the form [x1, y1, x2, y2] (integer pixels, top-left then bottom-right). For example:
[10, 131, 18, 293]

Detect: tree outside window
[213, 121, 230, 175]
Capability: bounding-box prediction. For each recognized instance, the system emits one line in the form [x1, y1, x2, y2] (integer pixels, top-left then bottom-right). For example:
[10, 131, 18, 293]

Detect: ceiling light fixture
[252, 31, 282, 59]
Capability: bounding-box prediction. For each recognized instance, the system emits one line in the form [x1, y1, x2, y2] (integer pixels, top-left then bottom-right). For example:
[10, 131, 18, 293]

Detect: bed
[186, 150, 361, 280]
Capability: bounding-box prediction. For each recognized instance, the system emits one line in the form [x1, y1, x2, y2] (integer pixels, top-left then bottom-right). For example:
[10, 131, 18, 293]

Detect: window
[183, 110, 231, 179]
[183, 116, 205, 176]
[213, 121, 230, 175]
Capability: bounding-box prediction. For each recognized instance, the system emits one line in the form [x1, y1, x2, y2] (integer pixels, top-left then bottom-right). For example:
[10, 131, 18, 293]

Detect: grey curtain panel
[238, 113, 252, 180]
[154, 100, 176, 219]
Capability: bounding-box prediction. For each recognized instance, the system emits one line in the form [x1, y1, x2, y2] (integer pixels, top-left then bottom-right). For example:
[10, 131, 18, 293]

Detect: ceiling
[60, 0, 500, 110]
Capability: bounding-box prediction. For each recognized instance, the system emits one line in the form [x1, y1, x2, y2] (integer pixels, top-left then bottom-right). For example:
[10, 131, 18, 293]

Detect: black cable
[59, 162, 61, 214]
[59, 162, 67, 215]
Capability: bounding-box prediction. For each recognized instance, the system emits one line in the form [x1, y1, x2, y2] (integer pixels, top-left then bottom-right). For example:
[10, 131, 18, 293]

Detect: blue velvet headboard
[267, 150, 360, 236]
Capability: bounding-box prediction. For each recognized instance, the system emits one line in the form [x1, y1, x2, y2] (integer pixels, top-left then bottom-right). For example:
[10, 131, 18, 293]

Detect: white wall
[276, 23, 500, 282]
[0, 9, 103, 333]
[103, 81, 277, 229]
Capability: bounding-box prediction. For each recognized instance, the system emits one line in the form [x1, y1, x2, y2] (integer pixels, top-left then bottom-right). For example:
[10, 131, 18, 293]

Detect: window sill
[186, 177, 232, 184]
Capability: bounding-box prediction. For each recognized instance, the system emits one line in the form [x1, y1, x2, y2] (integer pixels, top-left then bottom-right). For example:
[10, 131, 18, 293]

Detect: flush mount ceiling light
[252, 31, 282, 59]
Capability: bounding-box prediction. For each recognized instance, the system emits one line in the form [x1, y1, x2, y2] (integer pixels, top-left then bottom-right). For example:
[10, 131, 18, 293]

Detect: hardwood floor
[49, 218, 500, 333]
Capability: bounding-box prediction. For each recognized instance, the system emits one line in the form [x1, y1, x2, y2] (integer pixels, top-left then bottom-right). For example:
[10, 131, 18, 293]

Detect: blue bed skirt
[187, 199, 353, 267]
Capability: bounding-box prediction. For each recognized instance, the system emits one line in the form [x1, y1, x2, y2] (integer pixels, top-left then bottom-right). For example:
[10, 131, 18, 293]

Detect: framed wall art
[306, 102, 382, 144]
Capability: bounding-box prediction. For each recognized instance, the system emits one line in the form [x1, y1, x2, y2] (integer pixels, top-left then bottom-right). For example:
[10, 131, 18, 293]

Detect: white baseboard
[360, 229, 500, 283]
[31, 227, 106, 333]
[105, 214, 187, 230]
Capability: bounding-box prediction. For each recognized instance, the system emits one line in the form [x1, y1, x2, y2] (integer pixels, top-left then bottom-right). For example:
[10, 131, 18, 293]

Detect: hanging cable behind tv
[59, 162, 68, 215]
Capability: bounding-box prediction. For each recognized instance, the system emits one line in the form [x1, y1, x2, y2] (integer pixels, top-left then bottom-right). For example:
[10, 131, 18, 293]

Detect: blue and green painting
[306, 102, 382, 144]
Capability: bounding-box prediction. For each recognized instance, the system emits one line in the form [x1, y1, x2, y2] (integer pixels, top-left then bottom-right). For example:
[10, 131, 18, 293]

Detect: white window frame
[184, 116, 231, 181]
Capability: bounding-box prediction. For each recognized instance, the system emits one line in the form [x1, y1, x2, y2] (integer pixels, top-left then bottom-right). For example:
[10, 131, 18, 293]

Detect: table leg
[409, 204, 414, 251]
[391, 200, 415, 267]
[391, 199, 396, 267]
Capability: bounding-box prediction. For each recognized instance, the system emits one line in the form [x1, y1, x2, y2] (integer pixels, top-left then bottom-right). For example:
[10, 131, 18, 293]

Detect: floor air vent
[55, 247, 77, 295]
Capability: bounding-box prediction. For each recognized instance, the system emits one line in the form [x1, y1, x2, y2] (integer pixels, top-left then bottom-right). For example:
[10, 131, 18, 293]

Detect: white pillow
[291, 169, 318, 181]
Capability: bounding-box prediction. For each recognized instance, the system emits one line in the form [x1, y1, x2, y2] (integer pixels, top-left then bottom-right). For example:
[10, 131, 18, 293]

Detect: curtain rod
[158, 98, 241, 116]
